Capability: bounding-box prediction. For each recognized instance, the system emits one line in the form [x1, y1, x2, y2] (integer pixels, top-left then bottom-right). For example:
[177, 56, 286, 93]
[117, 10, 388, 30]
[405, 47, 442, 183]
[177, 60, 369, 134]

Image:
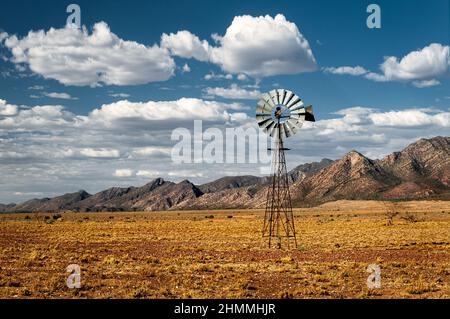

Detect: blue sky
[0, 0, 449, 202]
[1, 0, 449, 117]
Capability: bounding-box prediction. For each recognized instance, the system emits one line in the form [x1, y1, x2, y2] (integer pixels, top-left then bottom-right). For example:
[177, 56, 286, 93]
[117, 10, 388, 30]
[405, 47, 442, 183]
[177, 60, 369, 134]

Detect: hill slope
[1, 136, 449, 212]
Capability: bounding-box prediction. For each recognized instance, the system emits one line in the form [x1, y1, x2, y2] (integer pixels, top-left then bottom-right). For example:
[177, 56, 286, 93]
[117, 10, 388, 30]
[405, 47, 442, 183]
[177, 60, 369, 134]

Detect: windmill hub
[256, 89, 315, 249]
[273, 105, 290, 122]
[275, 107, 282, 118]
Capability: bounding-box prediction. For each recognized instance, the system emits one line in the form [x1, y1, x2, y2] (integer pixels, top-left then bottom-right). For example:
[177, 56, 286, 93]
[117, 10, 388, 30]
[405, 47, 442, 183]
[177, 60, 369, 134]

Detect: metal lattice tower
[256, 89, 315, 249]
[263, 120, 297, 248]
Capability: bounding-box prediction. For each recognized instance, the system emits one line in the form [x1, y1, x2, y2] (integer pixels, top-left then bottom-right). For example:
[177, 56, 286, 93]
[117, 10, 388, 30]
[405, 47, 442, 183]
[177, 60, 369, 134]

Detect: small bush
[52, 214, 62, 220]
[146, 257, 160, 265]
[197, 265, 213, 272]
[402, 212, 418, 223]
[279, 291, 293, 299]
[385, 211, 398, 226]
[22, 289, 32, 296]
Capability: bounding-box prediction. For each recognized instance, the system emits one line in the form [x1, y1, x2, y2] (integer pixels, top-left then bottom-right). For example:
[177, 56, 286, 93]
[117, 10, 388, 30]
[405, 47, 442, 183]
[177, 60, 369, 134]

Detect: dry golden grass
[0, 200, 448, 299]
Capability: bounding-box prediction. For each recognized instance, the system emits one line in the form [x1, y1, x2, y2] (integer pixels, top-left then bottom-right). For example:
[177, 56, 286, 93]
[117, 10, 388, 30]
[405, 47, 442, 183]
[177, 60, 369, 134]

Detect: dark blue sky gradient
[0, 0, 448, 118]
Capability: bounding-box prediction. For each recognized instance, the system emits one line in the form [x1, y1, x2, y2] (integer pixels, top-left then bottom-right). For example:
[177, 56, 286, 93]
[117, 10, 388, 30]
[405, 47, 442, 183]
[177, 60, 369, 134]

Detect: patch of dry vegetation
[0, 200, 448, 298]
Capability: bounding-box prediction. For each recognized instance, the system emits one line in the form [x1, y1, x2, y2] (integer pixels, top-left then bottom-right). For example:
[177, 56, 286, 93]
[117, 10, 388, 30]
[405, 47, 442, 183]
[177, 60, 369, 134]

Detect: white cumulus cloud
[0, 105, 73, 129]
[109, 92, 130, 98]
[412, 79, 441, 88]
[204, 84, 261, 100]
[162, 14, 316, 78]
[132, 147, 171, 157]
[88, 97, 247, 123]
[4, 14, 316, 84]
[28, 85, 45, 90]
[80, 148, 120, 158]
[204, 72, 233, 80]
[323, 66, 368, 76]
[0, 32, 8, 42]
[114, 169, 134, 177]
[136, 170, 161, 177]
[209, 14, 317, 77]
[377, 43, 449, 81]
[4, 22, 175, 86]
[44, 92, 78, 100]
[369, 109, 450, 127]
[237, 74, 249, 81]
[182, 63, 191, 73]
[0, 99, 18, 116]
[325, 43, 449, 87]
[161, 30, 211, 61]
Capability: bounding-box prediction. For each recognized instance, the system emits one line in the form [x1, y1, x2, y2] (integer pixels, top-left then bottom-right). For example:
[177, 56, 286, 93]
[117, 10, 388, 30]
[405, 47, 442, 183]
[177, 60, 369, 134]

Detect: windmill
[256, 89, 315, 249]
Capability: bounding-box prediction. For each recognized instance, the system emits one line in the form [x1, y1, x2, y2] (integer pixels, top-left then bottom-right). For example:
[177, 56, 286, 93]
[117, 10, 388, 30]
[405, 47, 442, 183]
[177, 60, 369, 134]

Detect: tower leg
[262, 122, 297, 249]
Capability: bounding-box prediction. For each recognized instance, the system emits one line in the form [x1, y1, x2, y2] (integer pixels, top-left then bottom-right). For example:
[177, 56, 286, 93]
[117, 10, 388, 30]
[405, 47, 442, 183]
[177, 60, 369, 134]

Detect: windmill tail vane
[256, 89, 315, 249]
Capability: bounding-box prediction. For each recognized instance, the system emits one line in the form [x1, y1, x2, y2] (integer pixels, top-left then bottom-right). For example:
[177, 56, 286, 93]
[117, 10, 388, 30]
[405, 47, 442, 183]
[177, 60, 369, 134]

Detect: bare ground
[0, 200, 449, 299]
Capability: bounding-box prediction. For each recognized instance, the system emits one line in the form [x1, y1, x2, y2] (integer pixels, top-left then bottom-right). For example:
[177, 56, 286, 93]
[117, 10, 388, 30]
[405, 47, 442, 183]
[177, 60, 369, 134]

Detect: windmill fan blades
[287, 96, 302, 109]
[289, 100, 304, 111]
[268, 122, 279, 137]
[256, 116, 273, 127]
[255, 89, 314, 139]
[264, 120, 276, 133]
[282, 123, 291, 138]
[286, 120, 299, 135]
[256, 112, 272, 119]
[269, 89, 280, 106]
[257, 108, 273, 122]
[258, 117, 273, 129]
[284, 91, 296, 108]
[289, 118, 303, 130]
[280, 89, 288, 105]
[290, 106, 305, 115]
[263, 92, 276, 108]
[256, 99, 272, 114]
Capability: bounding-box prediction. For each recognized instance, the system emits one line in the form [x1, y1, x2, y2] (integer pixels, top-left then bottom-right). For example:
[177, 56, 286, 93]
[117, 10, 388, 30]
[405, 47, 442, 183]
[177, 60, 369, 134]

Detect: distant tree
[383, 201, 399, 226]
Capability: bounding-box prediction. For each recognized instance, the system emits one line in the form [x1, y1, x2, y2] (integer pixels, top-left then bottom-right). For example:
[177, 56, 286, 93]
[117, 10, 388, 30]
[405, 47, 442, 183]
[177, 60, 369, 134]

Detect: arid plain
[0, 200, 449, 299]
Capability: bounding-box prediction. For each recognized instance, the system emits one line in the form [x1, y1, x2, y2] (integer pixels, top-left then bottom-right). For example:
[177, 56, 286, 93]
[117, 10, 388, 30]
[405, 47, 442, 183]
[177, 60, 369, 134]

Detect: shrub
[402, 212, 418, 223]
[385, 211, 398, 226]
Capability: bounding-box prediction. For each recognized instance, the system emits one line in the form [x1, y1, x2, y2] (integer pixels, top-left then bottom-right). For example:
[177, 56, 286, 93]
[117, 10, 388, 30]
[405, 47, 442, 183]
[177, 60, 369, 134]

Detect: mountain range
[1, 136, 449, 213]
